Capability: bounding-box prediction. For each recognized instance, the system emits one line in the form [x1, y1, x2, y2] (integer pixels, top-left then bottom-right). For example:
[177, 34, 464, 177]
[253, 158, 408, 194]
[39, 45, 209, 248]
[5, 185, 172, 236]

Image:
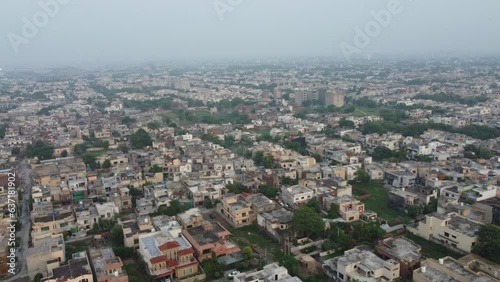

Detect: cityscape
[1, 1, 500, 282]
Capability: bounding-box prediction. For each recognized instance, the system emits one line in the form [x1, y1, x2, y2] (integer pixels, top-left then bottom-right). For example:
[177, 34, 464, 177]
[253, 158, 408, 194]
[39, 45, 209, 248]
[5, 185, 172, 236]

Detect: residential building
[322, 246, 401, 282]
[26, 234, 65, 279]
[376, 236, 422, 278]
[234, 263, 303, 282]
[280, 185, 314, 207]
[413, 256, 500, 282]
[41, 251, 93, 282]
[217, 193, 255, 228]
[407, 212, 482, 253]
[182, 221, 241, 261]
[89, 247, 128, 282]
[331, 196, 365, 223]
[177, 208, 204, 229]
[138, 230, 201, 281]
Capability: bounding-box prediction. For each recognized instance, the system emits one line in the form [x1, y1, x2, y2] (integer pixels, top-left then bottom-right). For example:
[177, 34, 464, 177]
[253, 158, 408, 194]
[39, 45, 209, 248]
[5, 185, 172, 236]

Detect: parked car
[228, 270, 240, 277]
[209, 213, 216, 219]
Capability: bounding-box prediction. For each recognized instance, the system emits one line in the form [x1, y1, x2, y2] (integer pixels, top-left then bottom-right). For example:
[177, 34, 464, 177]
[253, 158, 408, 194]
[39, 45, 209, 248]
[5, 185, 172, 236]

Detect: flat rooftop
[52, 257, 91, 280]
[186, 222, 226, 245]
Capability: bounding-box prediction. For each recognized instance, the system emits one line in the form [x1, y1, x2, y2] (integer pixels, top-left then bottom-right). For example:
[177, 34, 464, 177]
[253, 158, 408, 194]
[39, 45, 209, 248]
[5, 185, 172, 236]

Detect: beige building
[42, 251, 94, 282]
[323, 246, 400, 282]
[177, 208, 204, 229]
[121, 215, 154, 249]
[89, 247, 128, 282]
[331, 196, 365, 223]
[413, 256, 499, 282]
[31, 207, 76, 240]
[26, 234, 65, 280]
[407, 212, 482, 253]
[217, 194, 255, 228]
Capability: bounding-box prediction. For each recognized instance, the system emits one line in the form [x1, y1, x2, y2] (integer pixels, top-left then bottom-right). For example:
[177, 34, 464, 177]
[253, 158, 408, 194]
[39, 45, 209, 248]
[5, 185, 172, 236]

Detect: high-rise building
[294, 89, 320, 105]
[322, 90, 345, 108]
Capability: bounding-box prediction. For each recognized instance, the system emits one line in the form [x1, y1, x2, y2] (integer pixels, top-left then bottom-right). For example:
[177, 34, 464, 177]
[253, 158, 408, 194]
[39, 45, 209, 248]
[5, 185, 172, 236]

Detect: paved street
[2, 159, 33, 281]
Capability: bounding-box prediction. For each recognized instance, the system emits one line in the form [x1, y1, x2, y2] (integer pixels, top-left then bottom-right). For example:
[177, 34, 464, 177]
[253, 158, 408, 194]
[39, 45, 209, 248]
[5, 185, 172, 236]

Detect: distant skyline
[1, 0, 500, 68]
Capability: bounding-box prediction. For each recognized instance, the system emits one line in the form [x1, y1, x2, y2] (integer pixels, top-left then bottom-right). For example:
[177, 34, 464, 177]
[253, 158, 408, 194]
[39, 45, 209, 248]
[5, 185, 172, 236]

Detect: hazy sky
[1, 0, 499, 68]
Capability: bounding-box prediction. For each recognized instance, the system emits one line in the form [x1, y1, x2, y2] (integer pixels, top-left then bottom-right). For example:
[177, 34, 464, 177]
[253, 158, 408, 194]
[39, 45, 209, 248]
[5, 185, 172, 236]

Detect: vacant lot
[351, 181, 412, 225]
[405, 233, 463, 260]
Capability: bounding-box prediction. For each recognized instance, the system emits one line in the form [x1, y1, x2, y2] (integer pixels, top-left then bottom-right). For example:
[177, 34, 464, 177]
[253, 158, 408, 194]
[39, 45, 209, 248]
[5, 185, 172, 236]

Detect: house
[234, 263, 303, 282]
[322, 245, 400, 282]
[376, 236, 422, 278]
[407, 212, 482, 253]
[177, 208, 204, 229]
[257, 208, 294, 242]
[388, 188, 420, 213]
[280, 185, 314, 207]
[413, 256, 500, 282]
[330, 196, 365, 223]
[182, 221, 241, 261]
[385, 170, 416, 188]
[26, 234, 65, 280]
[89, 247, 128, 282]
[121, 215, 154, 249]
[138, 230, 202, 281]
[217, 194, 255, 228]
[41, 251, 93, 282]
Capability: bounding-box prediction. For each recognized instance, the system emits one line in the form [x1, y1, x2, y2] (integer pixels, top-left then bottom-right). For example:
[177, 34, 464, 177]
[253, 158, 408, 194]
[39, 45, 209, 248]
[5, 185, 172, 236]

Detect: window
[444, 232, 449, 237]
[338, 273, 344, 279]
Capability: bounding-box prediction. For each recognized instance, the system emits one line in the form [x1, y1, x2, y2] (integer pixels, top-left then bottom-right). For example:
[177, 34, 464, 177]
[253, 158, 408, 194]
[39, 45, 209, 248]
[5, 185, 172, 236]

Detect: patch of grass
[351, 181, 412, 225]
[405, 233, 462, 260]
[124, 262, 151, 282]
[230, 225, 278, 253]
[352, 107, 380, 117]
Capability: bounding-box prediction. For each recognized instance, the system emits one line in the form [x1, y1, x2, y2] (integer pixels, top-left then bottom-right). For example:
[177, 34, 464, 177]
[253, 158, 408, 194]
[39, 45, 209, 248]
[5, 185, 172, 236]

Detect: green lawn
[352, 107, 380, 117]
[124, 262, 152, 282]
[405, 233, 463, 260]
[351, 181, 412, 225]
[230, 225, 279, 252]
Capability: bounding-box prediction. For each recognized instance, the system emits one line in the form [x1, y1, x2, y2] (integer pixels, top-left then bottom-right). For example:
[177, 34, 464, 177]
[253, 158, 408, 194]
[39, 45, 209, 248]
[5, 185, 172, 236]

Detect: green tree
[26, 140, 54, 160]
[130, 128, 153, 149]
[281, 176, 298, 186]
[149, 164, 163, 173]
[34, 273, 44, 282]
[102, 159, 112, 169]
[407, 205, 423, 219]
[60, 150, 68, 157]
[155, 200, 186, 216]
[82, 153, 98, 170]
[147, 121, 161, 130]
[226, 182, 250, 194]
[259, 185, 279, 198]
[203, 197, 214, 209]
[355, 168, 370, 183]
[339, 118, 355, 128]
[11, 147, 21, 155]
[253, 151, 264, 166]
[74, 143, 88, 155]
[473, 224, 500, 263]
[292, 206, 325, 238]
[306, 198, 321, 213]
[121, 116, 136, 125]
[242, 246, 253, 262]
[424, 198, 438, 214]
[262, 154, 276, 169]
[110, 224, 124, 246]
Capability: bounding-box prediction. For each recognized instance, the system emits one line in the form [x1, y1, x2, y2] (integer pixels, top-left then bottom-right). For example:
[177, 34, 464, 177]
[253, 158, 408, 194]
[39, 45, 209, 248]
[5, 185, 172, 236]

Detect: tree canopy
[130, 128, 153, 149]
[292, 206, 325, 238]
[473, 224, 500, 264]
[26, 140, 54, 160]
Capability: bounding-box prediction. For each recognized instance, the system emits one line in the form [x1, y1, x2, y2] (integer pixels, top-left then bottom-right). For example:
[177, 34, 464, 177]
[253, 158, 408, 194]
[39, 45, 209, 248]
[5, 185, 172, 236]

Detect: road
[2, 159, 33, 281]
